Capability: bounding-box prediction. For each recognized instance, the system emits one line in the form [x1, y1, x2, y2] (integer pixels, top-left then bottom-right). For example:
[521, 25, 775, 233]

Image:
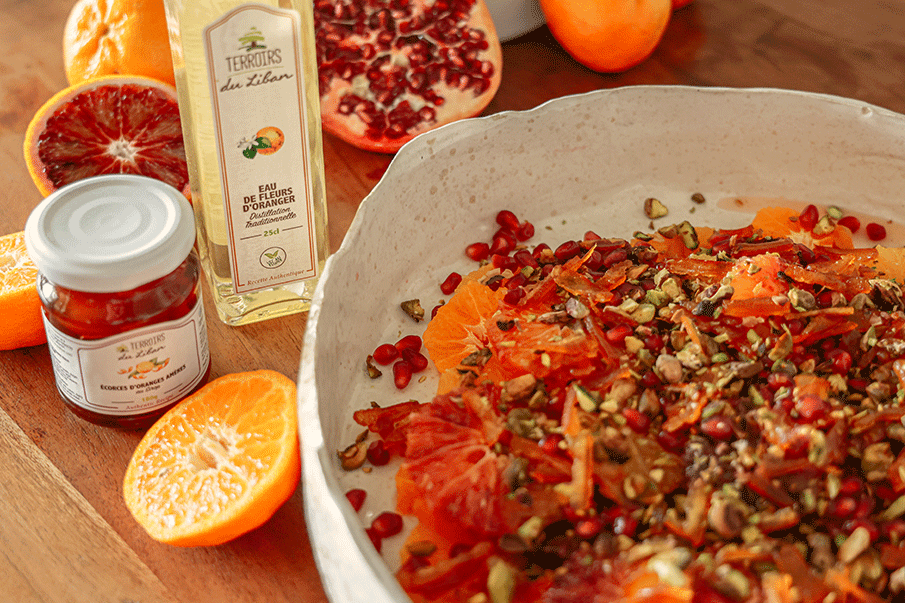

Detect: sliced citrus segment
[751, 206, 853, 249]
[123, 370, 300, 546]
[0, 231, 46, 351]
[423, 277, 503, 373]
[24, 75, 187, 197]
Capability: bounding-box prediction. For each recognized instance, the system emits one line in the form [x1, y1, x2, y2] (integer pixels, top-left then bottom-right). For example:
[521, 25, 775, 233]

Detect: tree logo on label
[260, 247, 286, 269]
[239, 27, 266, 51]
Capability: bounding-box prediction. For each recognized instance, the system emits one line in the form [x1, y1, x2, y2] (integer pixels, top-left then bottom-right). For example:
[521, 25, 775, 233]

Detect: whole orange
[539, 0, 673, 73]
[63, 0, 175, 86]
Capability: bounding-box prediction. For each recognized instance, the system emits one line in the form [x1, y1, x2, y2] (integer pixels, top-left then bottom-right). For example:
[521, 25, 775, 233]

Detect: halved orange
[123, 370, 300, 547]
[0, 231, 46, 351]
[24, 75, 188, 197]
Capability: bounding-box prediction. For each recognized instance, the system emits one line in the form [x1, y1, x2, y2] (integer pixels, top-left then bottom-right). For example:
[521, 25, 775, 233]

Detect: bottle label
[204, 4, 319, 294]
[43, 300, 210, 416]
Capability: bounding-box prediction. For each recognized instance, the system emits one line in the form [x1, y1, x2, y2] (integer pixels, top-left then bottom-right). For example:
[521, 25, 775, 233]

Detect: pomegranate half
[314, 0, 503, 154]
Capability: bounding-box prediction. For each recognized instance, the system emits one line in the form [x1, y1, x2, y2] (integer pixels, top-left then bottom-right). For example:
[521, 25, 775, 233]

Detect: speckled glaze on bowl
[298, 86, 905, 603]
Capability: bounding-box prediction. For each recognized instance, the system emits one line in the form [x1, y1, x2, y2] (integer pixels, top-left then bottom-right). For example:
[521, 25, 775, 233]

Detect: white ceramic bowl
[298, 86, 905, 603]
[486, 0, 545, 41]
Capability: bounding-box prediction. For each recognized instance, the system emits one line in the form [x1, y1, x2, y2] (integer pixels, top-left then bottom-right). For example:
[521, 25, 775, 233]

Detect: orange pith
[0, 232, 46, 351]
[63, 0, 175, 86]
[538, 0, 673, 73]
[122, 370, 300, 547]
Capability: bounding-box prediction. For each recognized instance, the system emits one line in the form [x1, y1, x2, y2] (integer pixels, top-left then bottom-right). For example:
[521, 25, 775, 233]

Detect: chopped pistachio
[400, 299, 425, 322]
[644, 197, 669, 219]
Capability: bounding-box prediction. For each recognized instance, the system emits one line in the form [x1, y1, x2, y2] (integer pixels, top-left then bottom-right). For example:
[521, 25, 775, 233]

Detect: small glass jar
[25, 175, 211, 429]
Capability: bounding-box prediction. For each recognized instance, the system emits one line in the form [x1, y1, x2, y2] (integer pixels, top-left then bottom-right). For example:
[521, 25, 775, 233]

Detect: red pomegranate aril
[701, 416, 733, 441]
[583, 250, 604, 271]
[465, 241, 490, 261]
[584, 230, 601, 241]
[798, 204, 819, 230]
[827, 349, 852, 374]
[532, 243, 551, 260]
[395, 334, 422, 353]
[866, 222, 887, 241]
[640, 371, 660, 388]
[575, 517, 604, 539]
[603, 248, 628, 268]
[496, 209, 520, 231]
[513, 249, 539, 269]
[507, 272, 528, 289]
[372, 343, 400, 365]
[796, 394, 829, 422]
[402, 349, 429, 372]
[816, 291, 835, 308]
[605, 324, 633, 344]
[346, 488, 367, 512]
[516, 221, 535, 241]
[366, 526, 382, 552]
[392, 360, 413, 389]
[489, 233, 514, 256]
[440, 271, 462, 295]
[540, 434, 564, 456]
[554, 240, 582, 261]
[838, 215, 861, 234]
[613, 514, 638, 538]
[657, 430, 685, 452]
[503, 287, 525, 306]
[492, 254, 518, 273]
[622, 408, 651, 433]
[367, 440, 391, 466]
[766, 372, 794, 392]
[827, 496, 857, 519]
[371, 511, 404, 538]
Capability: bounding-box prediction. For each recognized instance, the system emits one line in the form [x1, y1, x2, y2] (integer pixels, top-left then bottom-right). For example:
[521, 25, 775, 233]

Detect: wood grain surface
[1, 0, 903, 601]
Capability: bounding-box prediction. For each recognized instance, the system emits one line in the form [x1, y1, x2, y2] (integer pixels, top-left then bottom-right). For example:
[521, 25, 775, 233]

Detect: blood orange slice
[23, 75, 188, 197]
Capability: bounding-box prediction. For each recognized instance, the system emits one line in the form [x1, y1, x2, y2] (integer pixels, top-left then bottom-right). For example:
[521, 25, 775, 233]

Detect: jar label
[43, 299, 210, 416]
[204, 4, 319, 294]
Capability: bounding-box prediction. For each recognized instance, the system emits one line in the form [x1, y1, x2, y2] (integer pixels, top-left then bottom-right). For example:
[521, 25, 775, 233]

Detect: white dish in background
[298, 86, 905, 603]
[486, 0, 545, 41]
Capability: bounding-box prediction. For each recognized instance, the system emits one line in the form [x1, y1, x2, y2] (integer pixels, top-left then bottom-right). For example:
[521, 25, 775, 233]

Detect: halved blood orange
[23, 75, 188, 197]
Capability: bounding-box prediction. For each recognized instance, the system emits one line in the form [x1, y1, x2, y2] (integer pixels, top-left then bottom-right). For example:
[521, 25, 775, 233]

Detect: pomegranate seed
[516, 221, 535, 241]
[622, 408, 650, 433]
[366, 527, 382, 552]
[575, 516, 604, 539]
[766, 372, 794, 392]
[584, 230, 601, 241]
[786, 318, 805, 335]
[392, 360, 413, 389]
[489, 234, 514, 255]
[540, 434, 563, 456]
[846, 519, 879, 541]
[402, 349, 429, 372]
[440, 272, 462, 295]
[503, 287, 525, 305]
[613, 513, 638, 537]
[795, 394, 829, 422]
[371, 511, 404, 538]
[583, 250, 604, 271]
[701, 416, 733, 440]
[346, 488, 367, 512]
[507, 272, 528, 289]
[372, 343, 399, 365]
[827, 349, 852, 374]
[496, 209, 520, 231]
[640, 371, 660, 388]
[837, 215, 860, 234]
[513, 249, 539, 269]
[605, 324, 633, 344]
[554, 240, 581, 261]
[532, 243, 551, 260]
[853, 496, 875, 519]
[827, 496, 857, 518]
[603, 248, 628, 268]
[865, 222, 887, 241]
[816, 291, 835, 308]
[492, 253, 518, 272]
[367, 440, 391, 466]
[431, 304, 443, 319]
[395, 334, 422, 353]
[657, 430, 685, 453]
[465, 241, 490, 261]
[883, 519, 905, 540]
[798, 204, 819, 230]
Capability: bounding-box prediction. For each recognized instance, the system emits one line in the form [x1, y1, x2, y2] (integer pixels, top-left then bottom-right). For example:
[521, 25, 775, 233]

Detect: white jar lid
[25, 175, 196, 293]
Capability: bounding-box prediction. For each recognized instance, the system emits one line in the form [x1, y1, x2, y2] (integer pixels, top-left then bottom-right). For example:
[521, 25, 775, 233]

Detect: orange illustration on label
[120, 357, 171, 380]
[240, 126, 284, 158]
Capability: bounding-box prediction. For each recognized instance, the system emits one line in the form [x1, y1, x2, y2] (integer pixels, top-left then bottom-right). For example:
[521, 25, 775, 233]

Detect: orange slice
[751, 206, 853, 249]
[24, 75, 187, 197]
[0, 231, 46, 351]
[123, 370, 300, 546]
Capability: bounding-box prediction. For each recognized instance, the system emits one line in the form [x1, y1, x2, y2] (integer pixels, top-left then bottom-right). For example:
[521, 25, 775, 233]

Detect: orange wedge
[123, 370, 300, 546]
[0, 231, 46, 351]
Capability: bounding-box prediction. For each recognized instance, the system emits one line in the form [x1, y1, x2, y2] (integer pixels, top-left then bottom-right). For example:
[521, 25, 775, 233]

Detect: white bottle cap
[24, 175, 196, 293]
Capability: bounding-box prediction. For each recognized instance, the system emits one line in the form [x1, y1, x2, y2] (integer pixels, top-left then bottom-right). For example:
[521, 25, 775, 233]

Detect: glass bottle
[24, 175, 211, 429]
[162, 0, 329, 325]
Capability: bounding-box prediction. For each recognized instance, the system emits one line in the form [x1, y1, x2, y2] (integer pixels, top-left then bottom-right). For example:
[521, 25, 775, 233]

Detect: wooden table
[1, 0, 903, 601]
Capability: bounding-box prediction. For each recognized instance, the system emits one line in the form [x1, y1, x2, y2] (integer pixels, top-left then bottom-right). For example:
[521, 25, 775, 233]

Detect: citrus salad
[346, 204, 905, 603]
